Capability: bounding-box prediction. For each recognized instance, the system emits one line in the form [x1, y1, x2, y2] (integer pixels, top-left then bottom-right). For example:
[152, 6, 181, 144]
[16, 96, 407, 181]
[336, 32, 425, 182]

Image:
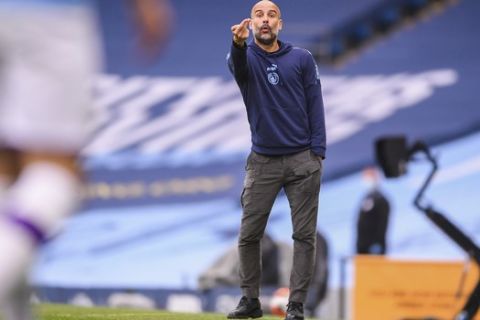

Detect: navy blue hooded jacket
[228, 40, 326, 158]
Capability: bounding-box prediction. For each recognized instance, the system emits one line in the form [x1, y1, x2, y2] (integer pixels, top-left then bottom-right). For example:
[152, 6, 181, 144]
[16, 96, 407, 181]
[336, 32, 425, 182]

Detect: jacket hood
[249, 40, 293, 58]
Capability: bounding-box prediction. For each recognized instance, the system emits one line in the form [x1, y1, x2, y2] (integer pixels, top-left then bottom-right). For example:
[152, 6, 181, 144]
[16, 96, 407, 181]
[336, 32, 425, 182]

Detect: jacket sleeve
[227, 41, 249, 85]
[303, 51, 327, 158]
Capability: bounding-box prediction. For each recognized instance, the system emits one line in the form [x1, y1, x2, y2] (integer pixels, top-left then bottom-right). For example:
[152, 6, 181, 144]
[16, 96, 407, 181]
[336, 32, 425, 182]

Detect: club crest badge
[267, 64, 279, 85]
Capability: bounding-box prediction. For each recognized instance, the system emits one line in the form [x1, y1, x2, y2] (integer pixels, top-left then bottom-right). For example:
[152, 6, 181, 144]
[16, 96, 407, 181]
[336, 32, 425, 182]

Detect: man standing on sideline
[356, 167, 390, 255]
[227, 1, 326, 319]
[0, 1, 172, 319]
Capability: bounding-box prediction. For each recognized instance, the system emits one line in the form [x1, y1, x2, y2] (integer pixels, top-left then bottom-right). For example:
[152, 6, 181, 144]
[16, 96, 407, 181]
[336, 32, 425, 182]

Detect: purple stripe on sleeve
[7, 213, 47, 245]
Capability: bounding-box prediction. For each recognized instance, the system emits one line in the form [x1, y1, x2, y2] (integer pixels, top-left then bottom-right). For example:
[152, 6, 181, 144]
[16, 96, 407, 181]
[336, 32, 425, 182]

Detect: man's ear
[279, 19, 283, 31]
[249, 21, 253, 30]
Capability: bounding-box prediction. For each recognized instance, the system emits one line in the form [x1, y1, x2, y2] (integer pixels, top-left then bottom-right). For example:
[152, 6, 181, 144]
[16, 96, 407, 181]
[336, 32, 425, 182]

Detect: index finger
[240, 18, 251, 28]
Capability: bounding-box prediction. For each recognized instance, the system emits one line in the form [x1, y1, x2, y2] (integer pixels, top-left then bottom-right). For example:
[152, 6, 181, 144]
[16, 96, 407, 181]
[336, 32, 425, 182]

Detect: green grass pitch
[33, 304, 294, 320]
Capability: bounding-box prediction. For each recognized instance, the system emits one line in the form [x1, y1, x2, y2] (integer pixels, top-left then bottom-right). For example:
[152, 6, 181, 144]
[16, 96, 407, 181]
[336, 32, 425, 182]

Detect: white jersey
[0, 0, 100, 153]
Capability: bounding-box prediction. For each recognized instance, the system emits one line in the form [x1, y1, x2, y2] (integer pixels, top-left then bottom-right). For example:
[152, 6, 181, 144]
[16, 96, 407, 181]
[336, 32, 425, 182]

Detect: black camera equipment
[375, 135, 480, 320]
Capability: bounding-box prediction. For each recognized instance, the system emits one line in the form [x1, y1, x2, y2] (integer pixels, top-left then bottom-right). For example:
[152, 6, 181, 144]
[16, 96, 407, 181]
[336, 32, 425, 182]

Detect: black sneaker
[227, 296, 263, 319]
[284, 301, 304, 320]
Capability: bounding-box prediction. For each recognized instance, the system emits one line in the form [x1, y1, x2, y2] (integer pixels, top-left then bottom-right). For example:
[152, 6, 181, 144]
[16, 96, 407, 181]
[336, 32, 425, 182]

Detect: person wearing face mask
[226, 1, 327, 319]
[356, 167, 391, 255]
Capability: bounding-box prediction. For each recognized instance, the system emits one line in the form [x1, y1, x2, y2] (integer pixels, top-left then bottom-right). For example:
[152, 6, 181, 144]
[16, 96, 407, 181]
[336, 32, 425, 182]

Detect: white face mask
[361, 168, 380, 189]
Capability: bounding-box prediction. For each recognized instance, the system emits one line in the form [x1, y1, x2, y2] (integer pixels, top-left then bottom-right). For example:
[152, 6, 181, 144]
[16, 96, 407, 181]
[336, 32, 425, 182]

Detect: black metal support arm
[410, 143, 480, 320]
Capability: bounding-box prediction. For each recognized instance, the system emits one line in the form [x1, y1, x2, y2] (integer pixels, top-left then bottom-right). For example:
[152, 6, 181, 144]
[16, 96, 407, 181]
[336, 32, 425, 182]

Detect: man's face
[250, 1, 282, 46]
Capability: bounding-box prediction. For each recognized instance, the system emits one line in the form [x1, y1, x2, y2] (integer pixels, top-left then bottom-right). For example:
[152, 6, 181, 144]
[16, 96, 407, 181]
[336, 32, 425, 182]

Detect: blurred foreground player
[0, 0, 173, 319]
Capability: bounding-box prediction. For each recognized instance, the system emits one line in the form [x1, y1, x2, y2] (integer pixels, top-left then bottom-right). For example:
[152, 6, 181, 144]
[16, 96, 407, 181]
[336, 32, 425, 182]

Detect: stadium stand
[30, 0, 480, 318]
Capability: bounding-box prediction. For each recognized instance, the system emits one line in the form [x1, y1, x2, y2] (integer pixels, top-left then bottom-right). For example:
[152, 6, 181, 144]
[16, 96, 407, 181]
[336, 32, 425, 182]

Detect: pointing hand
[231, 18, 251, 46]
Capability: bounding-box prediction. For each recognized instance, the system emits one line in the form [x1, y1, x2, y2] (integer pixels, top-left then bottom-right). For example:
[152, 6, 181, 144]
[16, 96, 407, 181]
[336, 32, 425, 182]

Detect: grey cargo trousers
[238, 149, 323, 303]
